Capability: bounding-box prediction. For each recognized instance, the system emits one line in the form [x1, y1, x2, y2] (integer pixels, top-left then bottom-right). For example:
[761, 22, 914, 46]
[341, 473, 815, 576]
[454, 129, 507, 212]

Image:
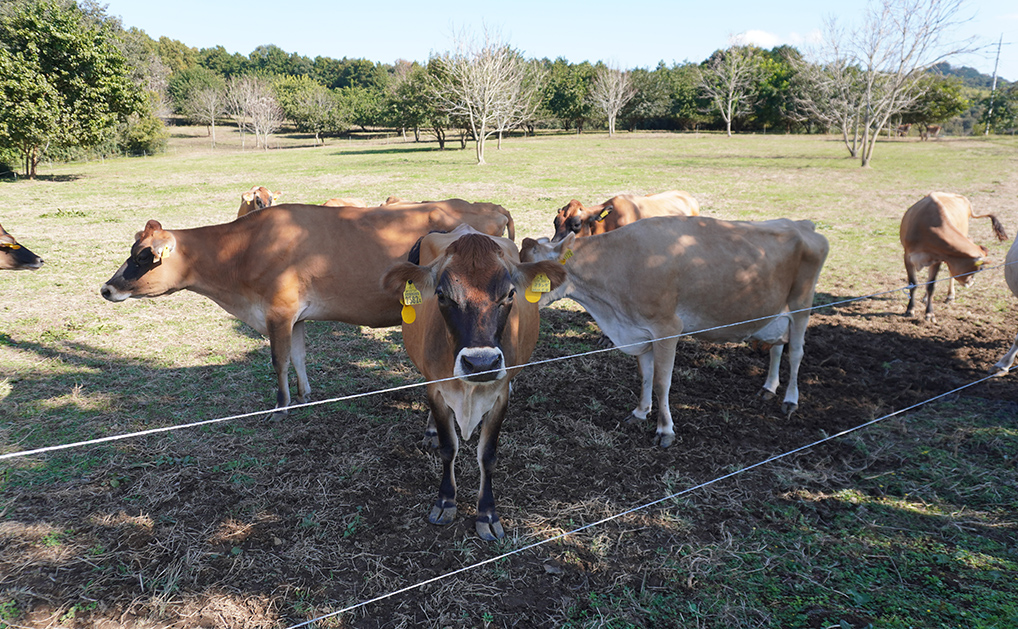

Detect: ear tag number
[402, 281, 422, 323]
[596, 208, 611, 222]
[560, 249, 574, 264]
[525, 273, 551, 303]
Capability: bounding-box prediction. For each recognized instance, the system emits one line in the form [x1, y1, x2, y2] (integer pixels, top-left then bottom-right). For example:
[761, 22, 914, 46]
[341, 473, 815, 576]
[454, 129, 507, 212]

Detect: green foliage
[0, 0, 142, 177]
[979, 83, 1018, 134]
[542, 58, 595, 132]
[274, 75, 348, 140]
[167, 65, 225, 116]
[902, 75, 969, 126]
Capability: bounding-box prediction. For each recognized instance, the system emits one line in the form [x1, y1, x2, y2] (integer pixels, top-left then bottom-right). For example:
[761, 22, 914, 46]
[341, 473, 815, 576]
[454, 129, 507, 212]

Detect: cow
[382, 225, 565, 540]
[896, 123, 912, 137]
[236, 186, 281, 218]
[900, 192, 1008, 322]
[100, 203, 517, 419]
[382, 198, 515, 241]
[521, 215, 829, 448]
[551, 190, 700, 242]
[921, 124, 941, 140]
[0, 222, 44, 271]
[991, 236, 1018, 376]
[322, 197, 367, 207]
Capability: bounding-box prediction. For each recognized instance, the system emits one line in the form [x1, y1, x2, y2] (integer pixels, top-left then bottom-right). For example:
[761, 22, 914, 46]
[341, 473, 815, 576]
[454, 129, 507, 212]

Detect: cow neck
[169, 223, 247, 296]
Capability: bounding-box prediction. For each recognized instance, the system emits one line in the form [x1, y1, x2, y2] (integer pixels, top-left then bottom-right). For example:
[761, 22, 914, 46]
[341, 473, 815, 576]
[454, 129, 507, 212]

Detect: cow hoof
[654, 432, 674, 448]
[423, 428, 439, 449]
[924, 313, 936, 323]
[267, 409, 288, 422]
[475, 516, 505, 540]
[781, 401, 798, 417]
[428, 502, 457, 526]
[757, 388, 776, 401]
[989, 364, 1010, 377]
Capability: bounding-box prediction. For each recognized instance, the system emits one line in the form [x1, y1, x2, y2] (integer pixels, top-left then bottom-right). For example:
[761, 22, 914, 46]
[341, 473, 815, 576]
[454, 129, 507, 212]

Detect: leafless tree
[226, 76, 256, 149]
[804, 0, 975, 167]
[697, 45, 761, 137]
[183, 85, 226, 147]
[226, 76, 283, 150]
[589, 64, 636, 136]
[431, 28, 536, 164]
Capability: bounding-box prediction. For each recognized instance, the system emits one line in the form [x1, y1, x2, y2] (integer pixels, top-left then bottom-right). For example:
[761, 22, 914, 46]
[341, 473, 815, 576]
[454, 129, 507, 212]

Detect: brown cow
[900, 192, 1007, 322]
[896, 123, 912, 137]
[322, 197, 367, 207]
[0, 222, 43, 271]
[551, 190, 699, 241]
[237, 186, 281, 218]
[521, 215, 829, 447]
[100, 204, 516, 419]
[921, 125, 941, 140]
[382, 225, 565, 539]
[990, 237, 1018, 376]
[382, 198, 515, 241]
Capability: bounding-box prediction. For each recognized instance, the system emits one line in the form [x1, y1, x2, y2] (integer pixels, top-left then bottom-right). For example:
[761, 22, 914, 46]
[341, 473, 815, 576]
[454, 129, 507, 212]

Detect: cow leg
[991, 332, 1018, 376]
[266, 317, 294, 420]
[759, 343, 783, 401]
[904, 253, 920, 317]
[924, 262, 941, 322]
[945, 276, 956, 304]
[629, 348, 655, 422]
[650, 338, 679, 448]
[423, 411, 438, 449]
[475, 400, 508, 540]
[291, 320, 311, 404]
[428, 399, 459, 526]
[780, 314, 810, 417]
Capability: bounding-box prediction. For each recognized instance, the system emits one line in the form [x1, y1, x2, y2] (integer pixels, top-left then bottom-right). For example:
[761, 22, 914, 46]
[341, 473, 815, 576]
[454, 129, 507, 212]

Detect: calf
[522, 215, 829, 448]
[382, 226, 564, 539]
[100, 204, 515, 419]
[552, 190, 699, 242]
[0, 223, 43, 271]
[900, 192, 1007, 322]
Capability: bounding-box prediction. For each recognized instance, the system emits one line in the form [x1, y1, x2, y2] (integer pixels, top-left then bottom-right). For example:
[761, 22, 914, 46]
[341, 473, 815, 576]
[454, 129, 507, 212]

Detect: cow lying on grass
[521, 215, 829, 448]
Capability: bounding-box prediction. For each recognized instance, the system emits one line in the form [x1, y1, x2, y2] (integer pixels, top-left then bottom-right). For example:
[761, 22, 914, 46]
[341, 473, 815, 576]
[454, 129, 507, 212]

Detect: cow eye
[506, 287, 516, 303]
[436, 288, 452, 307]
[136, 248, 154, 266]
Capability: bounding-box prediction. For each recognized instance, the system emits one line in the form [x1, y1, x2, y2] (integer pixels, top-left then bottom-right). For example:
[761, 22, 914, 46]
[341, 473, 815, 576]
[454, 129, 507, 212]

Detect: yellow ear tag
[4, 243, 21, 250]
[596, 208, 611, 222]
[559, 248, 574, 264]
[160, 245, 172, 259]
[525, 273, 551, 303]
[401, 281, 422, 323]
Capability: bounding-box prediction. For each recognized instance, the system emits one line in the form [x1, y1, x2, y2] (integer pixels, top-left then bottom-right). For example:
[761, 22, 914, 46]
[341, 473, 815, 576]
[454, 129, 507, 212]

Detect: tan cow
[322, 197, 367, 207]
[0, 222, 44, 271]
[990, 237, 1018, 376]
[521, 215, 829, 448]
[382, 225, 565, 539]
[900, 192, 1007, 322]
[237, 186, 281, 218]
[100, 204, 516, 419]
[551, 190, 699, 241]
[921, 125, 941, 140]
[381, 198, 515, 241]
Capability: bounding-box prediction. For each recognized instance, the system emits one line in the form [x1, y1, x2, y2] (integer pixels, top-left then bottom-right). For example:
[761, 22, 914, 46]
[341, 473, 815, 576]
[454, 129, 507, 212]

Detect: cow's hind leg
[758, 343, 783, 402]
[266, 317, 294, 420]
[780, 313, 810, 416]
[904, 254, 920, 317]
[290, 320, 311, 404]
[991, 331, 1018, 376]
[475, 399, 508, 540]
[650, 338, 679, 448]
[923, 262, 941, 322]
[627, 347, 655, 422]
[428, 398, 459, 526]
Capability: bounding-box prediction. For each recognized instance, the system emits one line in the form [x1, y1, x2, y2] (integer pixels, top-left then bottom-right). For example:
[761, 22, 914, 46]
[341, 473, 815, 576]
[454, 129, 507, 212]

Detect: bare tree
[589, 64, 636, 136]
[805, 0, 975, 167]
[226, 76, 283, 150]
[226, 76, 256, 149]
[431, 28, 534, 164]
[697, 45, 761, 137]
[183, 85, 226, 147]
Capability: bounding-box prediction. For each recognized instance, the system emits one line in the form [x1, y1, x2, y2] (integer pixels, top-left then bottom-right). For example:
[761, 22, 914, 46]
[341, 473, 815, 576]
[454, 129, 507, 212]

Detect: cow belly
[907, 251, 939, 270]
[435, 381, 508, 441]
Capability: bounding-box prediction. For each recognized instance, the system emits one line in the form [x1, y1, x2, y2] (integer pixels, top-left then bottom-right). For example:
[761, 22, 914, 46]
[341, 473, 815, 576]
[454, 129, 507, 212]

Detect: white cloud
[731, 28, 822, 49]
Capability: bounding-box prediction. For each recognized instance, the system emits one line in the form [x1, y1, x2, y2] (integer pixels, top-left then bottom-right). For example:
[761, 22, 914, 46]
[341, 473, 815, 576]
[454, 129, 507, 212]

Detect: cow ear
[382, 261, 436, 298]
[149, 231, 177, 263]
[514, 260, 567, 292]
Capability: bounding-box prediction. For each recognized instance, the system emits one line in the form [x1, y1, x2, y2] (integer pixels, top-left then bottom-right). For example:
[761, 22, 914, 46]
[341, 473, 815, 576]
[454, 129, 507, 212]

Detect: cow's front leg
[650, 338, 678, 448]
[428, 400, 459, 526]
[290, 320, 311, 404]
[627, 349, 655, 422]
[266, 316, 294, 420]
[923, 262, 941, 322]
[781, 313, 810, 416]
[758, 343, 783, 401]
[475, 401, 508, 540]
[991, 332, 1018, 376]
[904, 254, 920, 317]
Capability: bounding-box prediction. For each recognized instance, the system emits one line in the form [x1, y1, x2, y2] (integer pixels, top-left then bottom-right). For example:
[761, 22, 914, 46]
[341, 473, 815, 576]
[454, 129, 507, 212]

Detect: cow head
[384, 231, 565, 382]
[947, 245, 989, 286]
[100, 220, 183, 302]
[237, 186, 281, 217]
[552, 200, 602, 241]
[0, 223, 44, 271]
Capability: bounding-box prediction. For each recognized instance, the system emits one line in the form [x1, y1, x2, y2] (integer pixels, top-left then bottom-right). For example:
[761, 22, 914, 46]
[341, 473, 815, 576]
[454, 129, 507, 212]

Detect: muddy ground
[2, 285, 1016, 628]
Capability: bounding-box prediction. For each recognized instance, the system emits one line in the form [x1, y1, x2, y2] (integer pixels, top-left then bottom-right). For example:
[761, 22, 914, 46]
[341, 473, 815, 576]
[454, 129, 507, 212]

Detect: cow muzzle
[454, 347, 506, 382]
[100, 283, 130, 302]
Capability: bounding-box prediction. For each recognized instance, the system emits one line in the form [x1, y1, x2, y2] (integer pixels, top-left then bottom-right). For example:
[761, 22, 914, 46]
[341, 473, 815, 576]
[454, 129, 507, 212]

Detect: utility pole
[985, 34, 1003, 135]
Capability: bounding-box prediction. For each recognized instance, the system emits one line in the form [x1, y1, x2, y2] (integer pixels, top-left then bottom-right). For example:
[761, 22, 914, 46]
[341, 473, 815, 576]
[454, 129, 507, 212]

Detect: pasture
[1, 127, 1017, 628]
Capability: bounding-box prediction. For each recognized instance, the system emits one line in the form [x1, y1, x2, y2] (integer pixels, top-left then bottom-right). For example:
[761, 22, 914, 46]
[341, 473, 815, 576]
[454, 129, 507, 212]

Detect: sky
[102, 0, 1018, 82]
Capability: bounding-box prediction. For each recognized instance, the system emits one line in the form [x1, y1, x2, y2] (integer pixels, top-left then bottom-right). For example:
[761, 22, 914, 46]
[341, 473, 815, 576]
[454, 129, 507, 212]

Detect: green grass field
[1, 127, 1017, 628]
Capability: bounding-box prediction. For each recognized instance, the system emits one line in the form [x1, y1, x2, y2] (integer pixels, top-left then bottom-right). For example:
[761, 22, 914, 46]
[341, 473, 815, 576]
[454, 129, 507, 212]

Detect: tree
[185, 85, 227, 146]
[275, 75, 345, 144]
[226, 75, 282, 149]
[589, 63, 636, 136]
[697, 45, 761, 137]
[979, 83, 1018, 134]
[543, 58, 594, 132]
[0, 0, 142, 178]
[430, 29, 535, 164]
[808, 0, 975, 166]
[900, 75, 969, 136]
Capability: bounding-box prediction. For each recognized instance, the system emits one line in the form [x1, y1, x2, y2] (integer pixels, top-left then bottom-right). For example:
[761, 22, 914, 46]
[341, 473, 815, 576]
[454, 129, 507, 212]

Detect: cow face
[552, 200, 590, 241]
[520, 233, 576, 264]
[100, 220, 181, 302]
[947, 246, 989, 286]
[0, 223, 44, 271]
[385, 233, 565, 382]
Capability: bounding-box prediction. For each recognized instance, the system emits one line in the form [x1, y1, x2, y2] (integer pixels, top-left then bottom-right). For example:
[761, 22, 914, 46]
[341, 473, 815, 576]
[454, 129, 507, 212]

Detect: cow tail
[505, 214, 516, 242]
[989, 215, 1009, 242]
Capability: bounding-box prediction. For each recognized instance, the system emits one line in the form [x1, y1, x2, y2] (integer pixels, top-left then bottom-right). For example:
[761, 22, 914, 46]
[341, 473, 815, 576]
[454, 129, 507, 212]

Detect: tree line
[2, 0, 1016, 177]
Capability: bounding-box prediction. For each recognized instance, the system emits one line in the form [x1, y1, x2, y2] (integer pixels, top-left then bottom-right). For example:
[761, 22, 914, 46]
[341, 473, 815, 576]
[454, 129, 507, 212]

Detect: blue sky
[103, 0, 1017, 81]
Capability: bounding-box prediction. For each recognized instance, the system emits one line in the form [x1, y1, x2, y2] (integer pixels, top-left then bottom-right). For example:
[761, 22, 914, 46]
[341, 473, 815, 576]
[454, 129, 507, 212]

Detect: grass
[1, 126, 1017, 628]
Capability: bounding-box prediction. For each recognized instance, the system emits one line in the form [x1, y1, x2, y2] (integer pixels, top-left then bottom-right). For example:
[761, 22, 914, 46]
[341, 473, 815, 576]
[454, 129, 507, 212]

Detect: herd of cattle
[3, 187, 1017, 540]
